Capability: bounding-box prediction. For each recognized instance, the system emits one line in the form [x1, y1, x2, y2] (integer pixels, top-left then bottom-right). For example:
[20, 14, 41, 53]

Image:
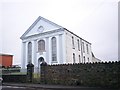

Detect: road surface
[1, 85, 53, 90]
[1, 85, 118, 90]
[1, 86, 39, 90]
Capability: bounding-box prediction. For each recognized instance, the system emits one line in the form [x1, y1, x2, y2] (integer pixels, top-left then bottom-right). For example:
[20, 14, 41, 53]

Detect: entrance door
[37, 57, 44, 75]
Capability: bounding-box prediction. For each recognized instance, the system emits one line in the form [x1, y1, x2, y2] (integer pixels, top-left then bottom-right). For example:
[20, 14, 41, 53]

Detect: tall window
[79, 55, 81, 63]
[82, 42, 85, 53]
[52, 37, 57, 62]
[86, 44, 89, 54]
[77, 39, 80, 51]
[83, 56, 85, 63]
[28, 42, 32, 63]
[88, 58, 89, 63]
[73, 53, 75, 63]
[38, 40, 45, 52]
[72, 36, 75, 49]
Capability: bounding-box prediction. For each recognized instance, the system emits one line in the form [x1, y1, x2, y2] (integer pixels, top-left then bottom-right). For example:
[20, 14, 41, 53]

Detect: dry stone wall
[41, 61, 120, 88]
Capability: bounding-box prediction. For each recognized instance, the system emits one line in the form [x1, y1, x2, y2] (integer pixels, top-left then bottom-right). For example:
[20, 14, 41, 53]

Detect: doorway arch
[38, 57, 44, 62]
[37, 57, 44, 75]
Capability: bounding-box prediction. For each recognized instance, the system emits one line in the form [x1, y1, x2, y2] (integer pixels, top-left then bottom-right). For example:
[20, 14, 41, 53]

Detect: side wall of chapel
[65, 30, 92, 64]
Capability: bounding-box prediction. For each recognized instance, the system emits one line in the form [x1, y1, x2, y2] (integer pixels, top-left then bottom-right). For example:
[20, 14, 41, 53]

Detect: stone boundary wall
[2, 68, 20, 75]
[41, 61, 120, 88]
[2, 75, 27, 83]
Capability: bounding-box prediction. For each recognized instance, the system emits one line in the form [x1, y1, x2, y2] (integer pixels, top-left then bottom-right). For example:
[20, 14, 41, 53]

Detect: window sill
[51, 61, 58, 63]
[37, 50, 46, 53]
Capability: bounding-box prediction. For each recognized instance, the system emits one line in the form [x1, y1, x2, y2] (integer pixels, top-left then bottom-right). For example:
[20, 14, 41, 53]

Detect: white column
[25, 42, 28, 68]
[62, 33, 66, 64]
[32, 40, 37, 66]
[56, 36, 60, 64]
[21, 42, 26, 69]
[46, 37, 49, 64]
[32, 40, 37, 73]
[49, 37, 52, 64]
[32, 41, 34, 64]
[59, 34, 63, 64]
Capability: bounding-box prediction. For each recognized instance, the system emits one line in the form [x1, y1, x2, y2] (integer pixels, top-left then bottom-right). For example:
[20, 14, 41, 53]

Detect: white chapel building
[20, 16, 100, 70]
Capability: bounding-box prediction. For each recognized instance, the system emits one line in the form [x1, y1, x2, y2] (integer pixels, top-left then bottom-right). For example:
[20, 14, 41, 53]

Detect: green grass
[2, 72, 26, 75]
[10, 72, 26, 75]
[33, 73, 40, 78]
[32, 73, 41, 83]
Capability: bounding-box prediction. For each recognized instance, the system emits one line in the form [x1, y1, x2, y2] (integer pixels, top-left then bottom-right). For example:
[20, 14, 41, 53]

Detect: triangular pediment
[20, 16, 63, 39]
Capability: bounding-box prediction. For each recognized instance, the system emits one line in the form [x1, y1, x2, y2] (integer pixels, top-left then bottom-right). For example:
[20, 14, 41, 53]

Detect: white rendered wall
[65, 30, 92, 64]
[65, 31, 82, 64]
[21, 30, 64, 70]
[82, 40, 92, 63]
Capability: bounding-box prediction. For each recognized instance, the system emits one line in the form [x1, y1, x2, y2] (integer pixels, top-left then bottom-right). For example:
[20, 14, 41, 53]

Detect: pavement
[2, 83, 118, 90]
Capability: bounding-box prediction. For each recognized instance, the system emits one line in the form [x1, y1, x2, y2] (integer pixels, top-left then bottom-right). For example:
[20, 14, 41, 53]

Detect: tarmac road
[1, 84, 119, 90]
[1, 86, 51, 90]
[1, 86, 118, 90]
[1, 86, 35, 90]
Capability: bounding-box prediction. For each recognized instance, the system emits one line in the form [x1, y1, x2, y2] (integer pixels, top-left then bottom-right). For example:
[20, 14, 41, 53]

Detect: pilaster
[32, 40, 37, 67]
[46, 37, 49, 64]
[21, 42, 26, 69]
[49, 37, 52, 64]
[62, 33, 66, 64]
[56, 36, 60, 64]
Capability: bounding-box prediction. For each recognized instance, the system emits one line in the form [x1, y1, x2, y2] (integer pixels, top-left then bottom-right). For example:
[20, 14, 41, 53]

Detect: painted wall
[21, 16, 100, 70]
[21, 29, 64, 70]
[0, 54, 13, 67]
[65, 30, 92, 64]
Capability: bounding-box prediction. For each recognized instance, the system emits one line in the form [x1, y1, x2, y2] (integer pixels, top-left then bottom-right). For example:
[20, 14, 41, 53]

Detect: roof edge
[0, 53, 13, 56]
[64, 28, 91, 45]
[20, 16, 41, 39]
[20, 16, 64, 39]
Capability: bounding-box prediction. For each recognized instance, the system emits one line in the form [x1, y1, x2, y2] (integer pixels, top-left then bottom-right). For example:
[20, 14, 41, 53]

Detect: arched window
[73, 53, 75, 63]
[72, 36, 75, 49]
[77, 39, 80, 51]
[28, 42, 32, 63]
[83, 56, 85, 63]
[88, 57, 89, 63]
[82, 42, 85, 53]
[79, 55, 81, 63]
[38, 40, 45, 52]
[86, 44, 89, 54]
[51, 37, 57, 62]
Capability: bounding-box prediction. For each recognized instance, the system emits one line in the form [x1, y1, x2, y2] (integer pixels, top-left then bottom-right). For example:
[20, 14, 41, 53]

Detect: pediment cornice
[21, 28, 64, 40]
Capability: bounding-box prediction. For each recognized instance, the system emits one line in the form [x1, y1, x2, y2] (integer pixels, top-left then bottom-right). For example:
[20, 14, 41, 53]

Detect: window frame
[82, 42, 85, 53]
[28, 42, 32, 63]
[77, 39, 80, 51]
[72, 36, 75, 49]
[79, 55, 81, 63]
[83, 56, 85, 63]
[73, 53, 75, 63]
[51, 37, 57, 62]
[86, 44, 89, 54]
[38, 40, 45, 52]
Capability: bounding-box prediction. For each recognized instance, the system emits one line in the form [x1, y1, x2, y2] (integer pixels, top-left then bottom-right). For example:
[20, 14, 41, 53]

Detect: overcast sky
[0, 0, 119, 65]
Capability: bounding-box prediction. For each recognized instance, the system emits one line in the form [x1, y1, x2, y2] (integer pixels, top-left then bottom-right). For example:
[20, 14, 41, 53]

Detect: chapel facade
[20, 16, 100, 72]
